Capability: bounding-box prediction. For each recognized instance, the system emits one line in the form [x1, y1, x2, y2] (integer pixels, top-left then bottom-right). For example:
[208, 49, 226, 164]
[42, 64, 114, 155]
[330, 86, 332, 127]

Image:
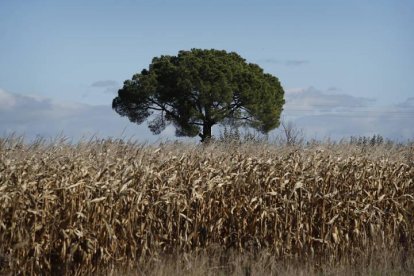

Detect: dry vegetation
[0, 136, 413, 275]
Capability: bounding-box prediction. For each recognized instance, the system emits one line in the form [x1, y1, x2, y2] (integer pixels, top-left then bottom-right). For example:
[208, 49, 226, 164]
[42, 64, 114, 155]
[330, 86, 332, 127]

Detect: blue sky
[1, 0, 413, 142]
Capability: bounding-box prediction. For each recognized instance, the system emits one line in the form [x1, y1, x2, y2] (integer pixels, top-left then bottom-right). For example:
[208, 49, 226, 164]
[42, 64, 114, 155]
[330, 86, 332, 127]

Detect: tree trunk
[199, 106, 213, 143]
[199, 122, 212, 143]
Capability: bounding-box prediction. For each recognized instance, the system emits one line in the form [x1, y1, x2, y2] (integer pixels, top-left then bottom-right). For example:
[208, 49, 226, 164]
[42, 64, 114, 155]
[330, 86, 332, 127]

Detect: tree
[280, 119, 304, 146]
[112, 49, 285, 142]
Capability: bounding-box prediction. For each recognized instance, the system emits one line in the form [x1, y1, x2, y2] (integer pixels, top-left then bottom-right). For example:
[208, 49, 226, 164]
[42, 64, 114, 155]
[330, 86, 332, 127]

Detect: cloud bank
[285, 87, 376, 113]
[1, 88, 413, 143]
[282, 87, 414, 141]
[0, 88, 176, 143]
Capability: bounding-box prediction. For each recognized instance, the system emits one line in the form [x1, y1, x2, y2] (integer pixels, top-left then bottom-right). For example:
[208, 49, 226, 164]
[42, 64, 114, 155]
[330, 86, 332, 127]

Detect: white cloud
[91, 80, 118, 88]
[397, 97, 414, 108]
[258, 58, 309, 66]
[281, 87, 414, 141]
[285, 60, 309, 66]
[285, 87, 375, 113]
[0, 89, 178, 142]
[90, 80, 119, 95]
[0, 88, 17, 109]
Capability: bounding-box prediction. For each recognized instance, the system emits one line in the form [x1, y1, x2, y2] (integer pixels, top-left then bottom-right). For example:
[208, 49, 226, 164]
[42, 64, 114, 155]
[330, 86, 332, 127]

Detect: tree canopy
[112, 49, 285, 142]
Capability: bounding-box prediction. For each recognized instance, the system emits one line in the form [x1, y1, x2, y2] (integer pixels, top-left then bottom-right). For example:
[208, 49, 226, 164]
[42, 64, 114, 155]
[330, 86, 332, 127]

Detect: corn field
[0, 137, 413, 274]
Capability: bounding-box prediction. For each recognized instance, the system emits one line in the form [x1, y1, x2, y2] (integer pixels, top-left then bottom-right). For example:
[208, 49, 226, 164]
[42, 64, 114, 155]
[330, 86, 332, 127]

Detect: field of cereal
[0, 137, 413, 275]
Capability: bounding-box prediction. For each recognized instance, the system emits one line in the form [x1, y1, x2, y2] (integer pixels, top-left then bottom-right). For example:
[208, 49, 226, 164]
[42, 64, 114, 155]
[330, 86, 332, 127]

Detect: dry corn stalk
[0, 137, 413, 274]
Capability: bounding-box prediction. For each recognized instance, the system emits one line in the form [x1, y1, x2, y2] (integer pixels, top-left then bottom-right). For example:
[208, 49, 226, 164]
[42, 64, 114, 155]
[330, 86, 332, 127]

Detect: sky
[0, 0, 413, 142]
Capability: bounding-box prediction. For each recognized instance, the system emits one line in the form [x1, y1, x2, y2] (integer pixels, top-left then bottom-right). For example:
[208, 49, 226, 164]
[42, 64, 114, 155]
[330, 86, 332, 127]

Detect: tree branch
[148, 106, 163, 111]
[188, 121, 204, 126]
[148, 98, 180, 121]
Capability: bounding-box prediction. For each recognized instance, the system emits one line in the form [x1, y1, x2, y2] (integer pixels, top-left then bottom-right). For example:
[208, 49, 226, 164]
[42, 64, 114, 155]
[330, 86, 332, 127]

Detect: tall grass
[0, 136, 413, 274]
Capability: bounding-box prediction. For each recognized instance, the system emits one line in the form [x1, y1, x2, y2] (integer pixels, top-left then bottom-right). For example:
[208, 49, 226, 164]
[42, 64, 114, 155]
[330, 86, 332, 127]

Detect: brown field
[0, 136, 413, 275]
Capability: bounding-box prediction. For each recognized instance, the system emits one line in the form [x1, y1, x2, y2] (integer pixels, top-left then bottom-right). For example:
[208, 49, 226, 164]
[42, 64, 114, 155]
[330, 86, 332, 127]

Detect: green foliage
[113, 49, 285, 141]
